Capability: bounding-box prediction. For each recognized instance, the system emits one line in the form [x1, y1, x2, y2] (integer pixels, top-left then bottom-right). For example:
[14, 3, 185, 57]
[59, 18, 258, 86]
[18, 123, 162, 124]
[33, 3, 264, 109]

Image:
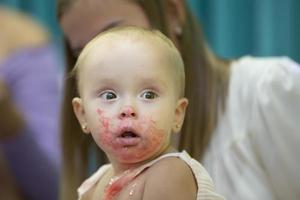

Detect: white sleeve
[249, 57, 300, 199]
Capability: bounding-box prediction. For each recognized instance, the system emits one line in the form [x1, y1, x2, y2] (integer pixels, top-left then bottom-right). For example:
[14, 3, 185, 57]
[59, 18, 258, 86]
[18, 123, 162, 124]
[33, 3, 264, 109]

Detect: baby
[72, 27, 224, 200]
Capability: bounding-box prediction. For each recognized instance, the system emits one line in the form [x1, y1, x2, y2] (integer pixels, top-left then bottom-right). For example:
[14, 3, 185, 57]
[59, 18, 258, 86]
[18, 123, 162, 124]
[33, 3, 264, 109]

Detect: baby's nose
[119, 106, 137, 119]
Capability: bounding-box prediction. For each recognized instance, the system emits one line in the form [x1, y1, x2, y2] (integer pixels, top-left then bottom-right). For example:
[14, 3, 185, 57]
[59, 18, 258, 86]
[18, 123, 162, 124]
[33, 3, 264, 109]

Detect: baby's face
[73, 38, 187, 166]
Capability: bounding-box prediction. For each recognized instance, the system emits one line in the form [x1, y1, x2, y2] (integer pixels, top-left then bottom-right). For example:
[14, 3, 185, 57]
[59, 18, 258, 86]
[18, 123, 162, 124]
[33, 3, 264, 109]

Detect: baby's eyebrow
[140, 78, 168, 89]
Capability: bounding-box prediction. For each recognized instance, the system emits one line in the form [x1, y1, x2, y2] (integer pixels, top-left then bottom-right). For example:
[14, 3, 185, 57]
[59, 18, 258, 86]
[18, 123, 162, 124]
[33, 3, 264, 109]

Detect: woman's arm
[249, 57, 300, 199]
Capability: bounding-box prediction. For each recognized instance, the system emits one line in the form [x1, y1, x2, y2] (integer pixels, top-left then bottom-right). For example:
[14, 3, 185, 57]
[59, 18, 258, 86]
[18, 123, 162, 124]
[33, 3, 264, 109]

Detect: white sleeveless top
[78, 151, 225, 200]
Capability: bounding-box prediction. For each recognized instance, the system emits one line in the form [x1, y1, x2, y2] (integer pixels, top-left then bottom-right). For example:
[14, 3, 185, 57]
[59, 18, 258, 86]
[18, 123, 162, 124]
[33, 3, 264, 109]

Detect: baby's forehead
[91, 33, 169, 53]
[81, 34, 173, 67]
[81, 29, 182, 70]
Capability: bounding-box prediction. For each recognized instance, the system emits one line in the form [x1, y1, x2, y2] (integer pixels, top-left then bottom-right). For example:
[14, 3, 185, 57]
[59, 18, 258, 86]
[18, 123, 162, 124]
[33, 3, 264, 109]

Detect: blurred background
[0, 0, 299, 63]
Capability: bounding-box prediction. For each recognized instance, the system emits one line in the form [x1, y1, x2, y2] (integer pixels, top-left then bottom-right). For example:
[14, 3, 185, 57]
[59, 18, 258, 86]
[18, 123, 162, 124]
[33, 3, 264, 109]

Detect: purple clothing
[0, 45, 62, 200]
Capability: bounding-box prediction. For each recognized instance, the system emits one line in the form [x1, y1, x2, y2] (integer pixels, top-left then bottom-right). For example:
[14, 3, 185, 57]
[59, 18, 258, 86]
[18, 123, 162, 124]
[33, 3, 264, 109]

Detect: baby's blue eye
[141, 91, 158, 99]
[100, 91, 117, 100]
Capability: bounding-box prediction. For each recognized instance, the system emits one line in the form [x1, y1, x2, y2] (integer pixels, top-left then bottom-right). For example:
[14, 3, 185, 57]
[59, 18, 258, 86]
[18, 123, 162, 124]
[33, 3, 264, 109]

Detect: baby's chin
[110, 143, 171, 166]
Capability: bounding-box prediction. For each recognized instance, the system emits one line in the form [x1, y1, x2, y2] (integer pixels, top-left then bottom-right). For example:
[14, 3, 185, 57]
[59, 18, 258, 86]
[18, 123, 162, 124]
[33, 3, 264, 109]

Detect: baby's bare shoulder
[142, 156, 197, 200]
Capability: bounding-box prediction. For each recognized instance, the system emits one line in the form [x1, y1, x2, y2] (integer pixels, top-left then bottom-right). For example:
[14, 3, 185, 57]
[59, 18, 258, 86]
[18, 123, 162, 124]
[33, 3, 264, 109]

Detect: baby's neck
[111, 146, 177, 175]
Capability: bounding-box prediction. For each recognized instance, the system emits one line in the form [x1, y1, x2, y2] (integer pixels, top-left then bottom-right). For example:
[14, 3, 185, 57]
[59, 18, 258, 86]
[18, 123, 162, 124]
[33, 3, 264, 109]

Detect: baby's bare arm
[142, 157, 197, 200]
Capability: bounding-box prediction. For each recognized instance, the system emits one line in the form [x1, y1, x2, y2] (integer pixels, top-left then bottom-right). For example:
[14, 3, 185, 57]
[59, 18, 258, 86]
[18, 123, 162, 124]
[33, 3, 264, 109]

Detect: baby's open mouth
[121, 131, 138, 138]
[116, 128, 141, 147]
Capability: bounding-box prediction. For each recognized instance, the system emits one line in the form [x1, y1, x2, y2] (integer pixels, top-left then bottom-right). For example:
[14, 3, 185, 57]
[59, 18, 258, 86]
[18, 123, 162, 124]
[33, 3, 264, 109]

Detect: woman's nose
[119, 106, 137, 119]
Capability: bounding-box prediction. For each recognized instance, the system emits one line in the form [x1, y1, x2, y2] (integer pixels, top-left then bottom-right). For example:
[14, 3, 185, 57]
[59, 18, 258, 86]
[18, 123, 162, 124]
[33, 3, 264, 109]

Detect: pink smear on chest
[104, 169, 140, 200]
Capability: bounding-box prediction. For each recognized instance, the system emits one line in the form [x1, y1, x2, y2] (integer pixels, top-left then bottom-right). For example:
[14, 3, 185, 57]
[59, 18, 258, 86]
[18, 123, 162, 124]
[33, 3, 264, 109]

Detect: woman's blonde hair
[57, 1, 230, 199]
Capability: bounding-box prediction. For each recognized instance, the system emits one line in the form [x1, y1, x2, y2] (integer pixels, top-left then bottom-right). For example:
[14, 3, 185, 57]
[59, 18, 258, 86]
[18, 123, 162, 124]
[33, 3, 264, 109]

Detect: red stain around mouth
[96, 107, 165, 161]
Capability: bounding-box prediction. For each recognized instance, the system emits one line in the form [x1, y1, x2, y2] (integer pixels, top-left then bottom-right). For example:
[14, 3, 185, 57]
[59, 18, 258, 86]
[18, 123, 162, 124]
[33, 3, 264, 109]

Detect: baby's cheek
[93, 109, 115, 149]
[143, 122, 166, 149]
[97, 131, 113, 149]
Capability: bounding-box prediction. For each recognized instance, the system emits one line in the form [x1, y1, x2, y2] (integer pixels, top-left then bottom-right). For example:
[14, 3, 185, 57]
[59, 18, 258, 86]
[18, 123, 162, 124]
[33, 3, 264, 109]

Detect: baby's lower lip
[115, 137, 141, 146]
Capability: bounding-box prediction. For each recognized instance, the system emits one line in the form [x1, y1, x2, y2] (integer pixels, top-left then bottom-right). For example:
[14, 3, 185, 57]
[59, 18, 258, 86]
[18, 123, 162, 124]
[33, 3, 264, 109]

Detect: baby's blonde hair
[73, 26, 185, 98]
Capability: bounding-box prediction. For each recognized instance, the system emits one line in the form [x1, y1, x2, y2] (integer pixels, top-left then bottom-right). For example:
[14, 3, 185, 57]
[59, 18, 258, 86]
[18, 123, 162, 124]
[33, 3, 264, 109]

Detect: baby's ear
[72, 97, 90, 134]
[172, 97, 188, 133]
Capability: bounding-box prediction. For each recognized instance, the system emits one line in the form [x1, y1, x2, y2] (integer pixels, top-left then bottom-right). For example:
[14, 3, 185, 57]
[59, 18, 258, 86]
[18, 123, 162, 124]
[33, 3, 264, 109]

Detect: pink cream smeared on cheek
[95, 109, 114, 150]
[97, 109, 109, 129]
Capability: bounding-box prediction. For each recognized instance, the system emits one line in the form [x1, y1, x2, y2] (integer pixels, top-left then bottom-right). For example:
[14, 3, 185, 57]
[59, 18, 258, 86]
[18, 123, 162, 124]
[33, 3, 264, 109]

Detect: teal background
[1, 0, 299, 62]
